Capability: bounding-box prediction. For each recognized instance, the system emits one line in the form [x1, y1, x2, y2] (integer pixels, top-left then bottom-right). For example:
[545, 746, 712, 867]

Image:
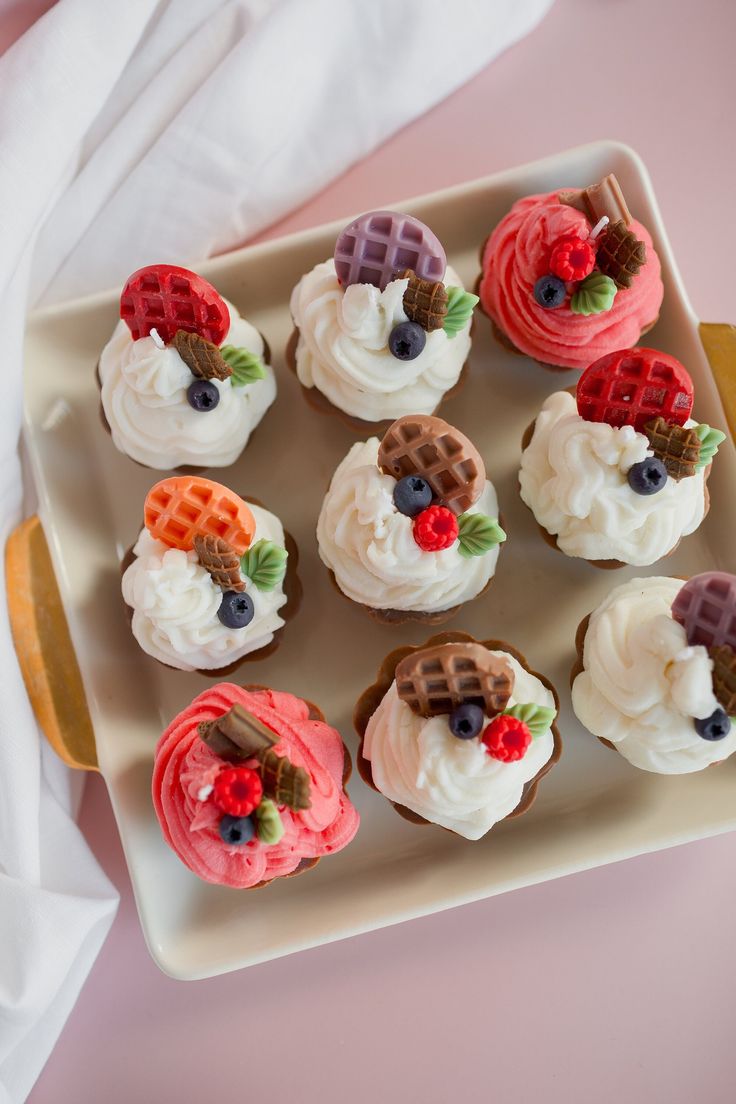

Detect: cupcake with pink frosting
[478, 174, 664, 371]
[152, 683, 360, 888]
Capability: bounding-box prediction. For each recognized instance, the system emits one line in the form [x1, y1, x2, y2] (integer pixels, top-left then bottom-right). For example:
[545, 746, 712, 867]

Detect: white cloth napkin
[0, 0, 553, 1099]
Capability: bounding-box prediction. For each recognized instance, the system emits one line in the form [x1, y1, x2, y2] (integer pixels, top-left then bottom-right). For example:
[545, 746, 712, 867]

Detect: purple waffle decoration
[671, 572, 736, 649]
[333, 211, 446, 291]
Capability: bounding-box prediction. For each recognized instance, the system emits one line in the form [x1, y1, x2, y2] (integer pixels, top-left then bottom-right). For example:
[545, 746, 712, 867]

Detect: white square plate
[23, 141, 736, 980]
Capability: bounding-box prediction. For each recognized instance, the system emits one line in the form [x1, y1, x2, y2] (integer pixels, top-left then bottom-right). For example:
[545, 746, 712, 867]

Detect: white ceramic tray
[17, 141, 736, 980]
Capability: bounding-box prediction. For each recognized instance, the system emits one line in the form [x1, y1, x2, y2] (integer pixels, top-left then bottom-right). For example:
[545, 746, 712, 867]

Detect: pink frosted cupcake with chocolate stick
[153, 683, 360, 888]
[478, 174, 664, 371]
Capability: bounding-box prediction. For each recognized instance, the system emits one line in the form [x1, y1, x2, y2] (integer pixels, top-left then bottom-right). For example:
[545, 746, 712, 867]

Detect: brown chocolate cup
[354, 630, 562, 831]
[519, 412, 711, 570]
[96, 332, 272, 473]
[121, 495, 301, 677]
[285, 325, 470, 436]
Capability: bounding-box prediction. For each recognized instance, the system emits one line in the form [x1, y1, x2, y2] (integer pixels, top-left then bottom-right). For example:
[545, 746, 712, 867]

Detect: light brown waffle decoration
[559, 173, 632, 226]
[377, 414, 485, 515]
[395, 642, 514, 718]
[644, 416, 701, 480]
[710, 644, 736, 715]
[193, 533, 245, 591]
[595, 221, 647, 289]
[400, 269, 448, 331]
[258, 749, 311, 810]
[172, 329, 232, 381]
[198, 704, 278, 760]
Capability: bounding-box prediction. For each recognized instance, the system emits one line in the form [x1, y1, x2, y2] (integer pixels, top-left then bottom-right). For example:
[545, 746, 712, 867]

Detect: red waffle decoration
[576, 348, 694, 432]
[120, 264, 230, 345]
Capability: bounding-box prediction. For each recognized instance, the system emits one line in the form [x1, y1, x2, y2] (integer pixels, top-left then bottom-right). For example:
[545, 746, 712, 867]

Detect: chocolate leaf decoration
[220, 345, 267, 386]
[693, 423, 726, 469]
[240, 539, 287, 592]
[503, 702, 556, 739]
[457, 513, 506, 558]
[254, 797, 285, 844]
[570, 272, 617, 316]
[442, 286, 479, 338]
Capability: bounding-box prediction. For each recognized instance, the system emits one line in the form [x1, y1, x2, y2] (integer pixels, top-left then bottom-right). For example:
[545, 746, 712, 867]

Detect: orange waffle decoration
[144, 477, 255, 553]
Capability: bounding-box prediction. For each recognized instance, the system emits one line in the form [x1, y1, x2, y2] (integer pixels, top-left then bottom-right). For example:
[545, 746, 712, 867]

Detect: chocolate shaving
[258, 749, 311, 810]
[596, 220, 647, 289]
[172, 329, 232, 381]
[194, 533, 244, 591]
[711, 644, 736, 715]
[559, 173, 632, 227]
[198, 704, 277, 760]
[400, 269, 448, 332]
[644, 417, 701, 480]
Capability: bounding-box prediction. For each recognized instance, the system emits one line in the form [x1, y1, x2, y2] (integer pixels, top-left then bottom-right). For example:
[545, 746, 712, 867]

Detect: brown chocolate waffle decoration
[643, 417, 701, 480]
[595, 221, 647, 289]
[377, 414, 485, 515]
[400, 269, 448, 331]
[395, 642, 514, 718]
[172, 329, 232, 381]
[193, 534, 245, 591]
[710, 644, 736, 715]
[559, 173, 632, 226]
[199, 705, 277, 760]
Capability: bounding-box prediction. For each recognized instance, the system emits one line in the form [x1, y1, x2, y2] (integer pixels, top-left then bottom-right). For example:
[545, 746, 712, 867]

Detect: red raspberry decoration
[213, 766, 263, 817]
[413, 505, 459, 552]
[482, 715, 532, 762]
[120, 264, 230, 345]
[576, 347, 694, 432]
[549, 236, 596, 282]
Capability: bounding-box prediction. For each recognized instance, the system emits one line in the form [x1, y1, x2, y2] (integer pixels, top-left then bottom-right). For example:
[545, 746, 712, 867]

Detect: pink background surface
[13, 0, 736, 1100]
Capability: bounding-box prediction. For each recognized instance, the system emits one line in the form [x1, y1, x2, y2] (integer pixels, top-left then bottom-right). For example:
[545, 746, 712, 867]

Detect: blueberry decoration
[533, 274, 566, 309]
[388, 321, 426, 361]
[219, 814, 255, 845]
[449, 703, 485, 740]
[217, 590, 255, 629]
[393, 474, 433, 517]
[187, 378, 220, 412]
[627, 457, 668, 496]
[694, 709, 732, 741]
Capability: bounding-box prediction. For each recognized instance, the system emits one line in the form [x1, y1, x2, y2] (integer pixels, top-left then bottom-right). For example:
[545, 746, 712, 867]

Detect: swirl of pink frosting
[479, 191, 663, 370]
[152, 683, 360, 887]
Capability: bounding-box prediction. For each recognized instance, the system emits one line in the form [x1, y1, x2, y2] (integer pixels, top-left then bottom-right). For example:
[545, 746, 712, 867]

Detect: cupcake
[288, 210, 478, 429]
[519, 347, 725, 567]
[571, 574, 736, 774]
[478, 173, 664, 371]
[122, 476, 299, 673]
[99, 264, 276, 468]
[355, 633, 561, 837]
[153, 682, 360, 887]
[317, 414, 506, 624]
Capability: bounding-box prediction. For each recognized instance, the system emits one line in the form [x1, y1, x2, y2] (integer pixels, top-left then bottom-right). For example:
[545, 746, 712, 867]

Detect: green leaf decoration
[457, 513, 506, 558]
[443, 286, 479, 338]
[240, 539, 287, 592]
[220, 345, 267, 386]
[503, 702, 556, 739]
[255, 798, 285, 845]
[570, 272, 617, 316]
[693, 423, 726, 469]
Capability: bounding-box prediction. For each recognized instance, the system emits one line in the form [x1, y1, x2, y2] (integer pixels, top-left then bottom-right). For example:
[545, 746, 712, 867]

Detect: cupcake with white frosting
[99, 264, 276, 469]
[520, 347, 725, 567]
[355, 633, 561, 837]
[288, 210, 477, 430]
[122, 476, 300, 673]
[571, 574, 736, 774]
[317, 414, 506, 624]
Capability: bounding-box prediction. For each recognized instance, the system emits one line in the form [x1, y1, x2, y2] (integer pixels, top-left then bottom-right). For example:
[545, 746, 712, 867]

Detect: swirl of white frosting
[317, 439, 500, 612]
[121, 504, 287, 671]
[289, 261, 471, 421]
[571, 576, 736, 774]
[99, 301, 276, 468]
[364, 652, 555, 838]
[519, 390, 707, 565]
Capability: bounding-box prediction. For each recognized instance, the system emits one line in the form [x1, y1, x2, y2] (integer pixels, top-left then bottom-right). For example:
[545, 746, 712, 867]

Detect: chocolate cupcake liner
[96, 332, 272, 473]
[285, 325, 470, 436]
[519, 413, 711, 570]
[121, 494, 302, 677]
[206, 684, 353, 890]
[354, 630, 562, 832]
